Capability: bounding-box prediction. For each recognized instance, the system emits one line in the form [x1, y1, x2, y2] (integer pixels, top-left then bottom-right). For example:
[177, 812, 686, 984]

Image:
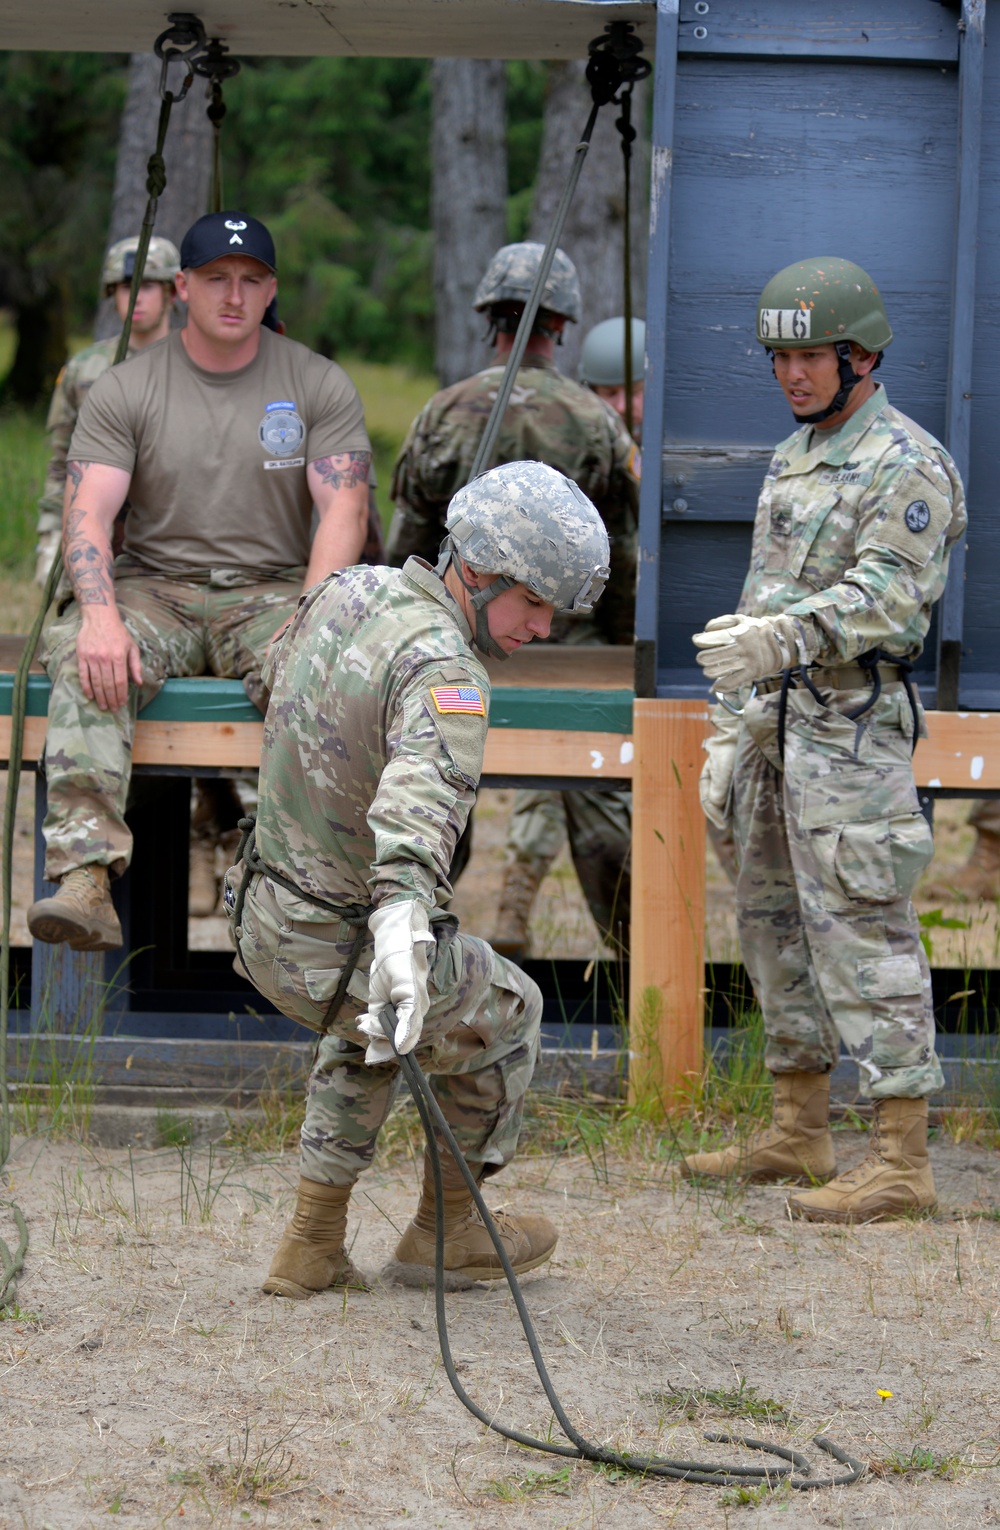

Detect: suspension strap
[467, 22, 649, 484]
[615, 75, 643, 440]
[193, 37, 241, 214]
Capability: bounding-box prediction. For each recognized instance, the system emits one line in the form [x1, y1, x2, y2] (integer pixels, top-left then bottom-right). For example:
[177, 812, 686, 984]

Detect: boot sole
[27, 909, 123, 951]
[261, 1262, 368, 1300]
[788, 1198, 937, 1224]
[681, 1164, 834, 1187]
[385, 1244, 555, 1289]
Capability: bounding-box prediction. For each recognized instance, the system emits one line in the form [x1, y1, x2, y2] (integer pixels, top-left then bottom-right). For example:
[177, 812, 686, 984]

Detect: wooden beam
[628, 699, 708, 1113]
[1, 716, 635, 779]
[915, 711, 1000, 790]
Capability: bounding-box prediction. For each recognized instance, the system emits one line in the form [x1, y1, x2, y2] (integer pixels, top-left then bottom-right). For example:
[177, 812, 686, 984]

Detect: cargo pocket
[800, 767, 931, 910]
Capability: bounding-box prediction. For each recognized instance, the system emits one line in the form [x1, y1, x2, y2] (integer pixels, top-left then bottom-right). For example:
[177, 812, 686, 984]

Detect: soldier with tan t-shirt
[27, 211, 372, 954]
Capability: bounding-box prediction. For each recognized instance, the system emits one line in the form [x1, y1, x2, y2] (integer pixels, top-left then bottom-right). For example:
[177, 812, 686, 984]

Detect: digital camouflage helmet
[579, 316, 646, 386]
[101, 236, 181, 294]
[442, 461, 610, 661]
[473, 242, 582, 331]
[756, 257, 892, 424]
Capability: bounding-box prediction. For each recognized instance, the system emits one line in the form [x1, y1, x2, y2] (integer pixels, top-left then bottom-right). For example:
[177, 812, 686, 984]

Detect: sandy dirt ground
[5, 774, 999, 969]
[2, 1127, 1000, 1528]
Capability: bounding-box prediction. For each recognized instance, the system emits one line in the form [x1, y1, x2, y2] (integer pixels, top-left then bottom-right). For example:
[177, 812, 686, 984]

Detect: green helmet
[756, 257, 893, 353]
[102, 235, 181, 293]
[472, 242, 582, 324]
[579, 316, 646, 386]
[443, 461, 609, 661]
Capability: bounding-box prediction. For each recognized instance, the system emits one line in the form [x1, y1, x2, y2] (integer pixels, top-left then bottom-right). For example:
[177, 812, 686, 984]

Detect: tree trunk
[4, 286, 67, 406]
[95, 52, 215, 338]
[529, 62, 649, 380]
[431, 58, 508, 388]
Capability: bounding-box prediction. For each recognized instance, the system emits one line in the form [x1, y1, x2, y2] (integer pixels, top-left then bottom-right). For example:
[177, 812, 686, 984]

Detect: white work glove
[700, 707, 742, 832]
[357, 901, 436, 1066]
[693, 612, 813, 692]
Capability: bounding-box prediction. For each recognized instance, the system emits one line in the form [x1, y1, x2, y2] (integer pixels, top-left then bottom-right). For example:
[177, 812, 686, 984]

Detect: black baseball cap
[180, 211, 277, 272]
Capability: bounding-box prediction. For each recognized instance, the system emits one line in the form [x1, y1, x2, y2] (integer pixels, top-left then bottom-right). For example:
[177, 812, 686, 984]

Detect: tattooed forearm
[310, 450, 371, 491]
[63, 493, 114, 608]
[66, 460, 86, 509]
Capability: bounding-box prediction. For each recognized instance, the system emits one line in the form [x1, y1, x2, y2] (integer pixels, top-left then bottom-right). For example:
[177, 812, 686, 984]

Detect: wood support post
[628, 699, 708, 1112]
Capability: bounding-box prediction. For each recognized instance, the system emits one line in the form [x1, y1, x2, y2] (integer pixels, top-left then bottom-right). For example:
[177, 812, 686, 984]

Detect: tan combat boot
[492, 856, 549, 963]
[682, 1071, 836, 1185]
[389, 1147, 558, 1289]
[188, 836, 220, 917]
[27, 865, 122, 951]
[262, 1178, 367, 1300]
[939, 828, 1000, 902]
[787, 1097, 936, 1223]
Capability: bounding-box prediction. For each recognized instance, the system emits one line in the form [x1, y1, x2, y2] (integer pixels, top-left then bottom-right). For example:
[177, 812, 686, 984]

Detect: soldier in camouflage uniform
[35, 236, 181, 586]
[225, 462, 610, 1297]
[684, 258, 966, 1223]
[390, 243, 639, 959]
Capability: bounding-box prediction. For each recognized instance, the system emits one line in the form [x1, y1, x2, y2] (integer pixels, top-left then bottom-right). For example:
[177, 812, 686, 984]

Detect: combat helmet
[442, 461, 610, 661]
[473, 242, 582, 331]
[579, 316, 646, 386]
[102, 235, 181, 294]
[756, 257, 892, 424]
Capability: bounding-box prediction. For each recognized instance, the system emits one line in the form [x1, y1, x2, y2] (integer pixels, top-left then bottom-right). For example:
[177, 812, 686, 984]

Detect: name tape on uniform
[759, 308, 811, 342]
[430, 685, 486, 716]
[263, 457, 306, 471]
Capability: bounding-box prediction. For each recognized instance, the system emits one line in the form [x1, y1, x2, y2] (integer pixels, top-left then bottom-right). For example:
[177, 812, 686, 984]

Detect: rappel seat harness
[769, 649, 921, 764]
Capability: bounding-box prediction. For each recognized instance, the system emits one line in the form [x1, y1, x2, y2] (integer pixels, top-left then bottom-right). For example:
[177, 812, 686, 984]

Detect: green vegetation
[0, 53, 549, 399]
[0, 405, 48, 578]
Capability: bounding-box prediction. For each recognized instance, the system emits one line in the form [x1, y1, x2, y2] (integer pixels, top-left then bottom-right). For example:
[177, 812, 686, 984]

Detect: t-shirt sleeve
[304, 359, 371, 463]
[68, 369, 137, 473]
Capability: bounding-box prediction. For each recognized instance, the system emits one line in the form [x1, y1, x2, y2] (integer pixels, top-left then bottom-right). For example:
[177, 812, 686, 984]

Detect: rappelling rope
[468, 22, 649, 483]
[379, 1007, 866, 1489]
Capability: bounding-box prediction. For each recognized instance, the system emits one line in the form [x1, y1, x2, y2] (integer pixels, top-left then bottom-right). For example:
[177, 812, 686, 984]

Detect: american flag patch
[429, 685, 486, 716]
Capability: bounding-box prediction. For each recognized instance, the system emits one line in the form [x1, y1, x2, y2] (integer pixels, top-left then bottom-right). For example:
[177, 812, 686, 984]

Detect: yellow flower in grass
[877, 1389, 893, 1403]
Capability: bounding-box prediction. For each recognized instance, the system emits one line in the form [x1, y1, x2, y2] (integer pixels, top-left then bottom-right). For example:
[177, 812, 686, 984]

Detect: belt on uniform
[751, 649, 920, 763]
[756, 662, 906, 694]
[229, 815, 372, 1031]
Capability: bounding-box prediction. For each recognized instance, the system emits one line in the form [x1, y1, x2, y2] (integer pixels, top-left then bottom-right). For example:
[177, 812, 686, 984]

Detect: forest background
[0, 48, 648, 593]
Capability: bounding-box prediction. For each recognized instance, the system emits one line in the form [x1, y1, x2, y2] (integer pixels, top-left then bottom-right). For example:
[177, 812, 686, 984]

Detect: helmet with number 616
[756, 257, 893, 353]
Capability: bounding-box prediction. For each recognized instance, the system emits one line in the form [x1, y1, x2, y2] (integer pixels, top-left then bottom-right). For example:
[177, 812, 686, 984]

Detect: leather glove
[357, 901, 436, 1065]
[692, 612, 813, 692]
[700, 707, 741, 832]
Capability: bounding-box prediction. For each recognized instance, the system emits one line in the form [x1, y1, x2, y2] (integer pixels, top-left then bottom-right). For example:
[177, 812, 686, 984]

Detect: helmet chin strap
[439, 542, 515, 662]
[769, 340, 876, 426]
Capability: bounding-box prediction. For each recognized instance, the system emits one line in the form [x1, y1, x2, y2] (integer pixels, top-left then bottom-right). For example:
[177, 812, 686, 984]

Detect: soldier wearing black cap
[27, 211, 374, 954]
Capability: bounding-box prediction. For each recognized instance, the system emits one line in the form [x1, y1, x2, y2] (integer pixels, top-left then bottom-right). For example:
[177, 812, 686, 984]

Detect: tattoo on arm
[311, 450, 371, 491]
[63, 465, 113, 607]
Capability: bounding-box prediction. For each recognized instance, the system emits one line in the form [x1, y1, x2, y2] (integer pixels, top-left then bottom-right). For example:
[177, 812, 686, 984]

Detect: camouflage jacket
[739, 385, 967, 665]
[37, 336, 131, 520]
[255, 557, 490, 915]
[390, 354, 640, 643]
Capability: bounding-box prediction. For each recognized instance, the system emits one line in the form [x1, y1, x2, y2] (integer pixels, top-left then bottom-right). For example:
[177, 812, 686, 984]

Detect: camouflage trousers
[506, 787, 632, 949]
[39, 570, 303, 881]
[733, 682, 942, 1100]
[230, 871, 543, 1187]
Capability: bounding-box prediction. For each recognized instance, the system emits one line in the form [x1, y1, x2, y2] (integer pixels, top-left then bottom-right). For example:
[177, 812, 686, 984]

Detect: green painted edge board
[0, 675, 634, 733]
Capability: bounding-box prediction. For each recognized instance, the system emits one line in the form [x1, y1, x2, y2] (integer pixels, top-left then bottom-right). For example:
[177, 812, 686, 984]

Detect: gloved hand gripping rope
[377, 1007, 866, 1490]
